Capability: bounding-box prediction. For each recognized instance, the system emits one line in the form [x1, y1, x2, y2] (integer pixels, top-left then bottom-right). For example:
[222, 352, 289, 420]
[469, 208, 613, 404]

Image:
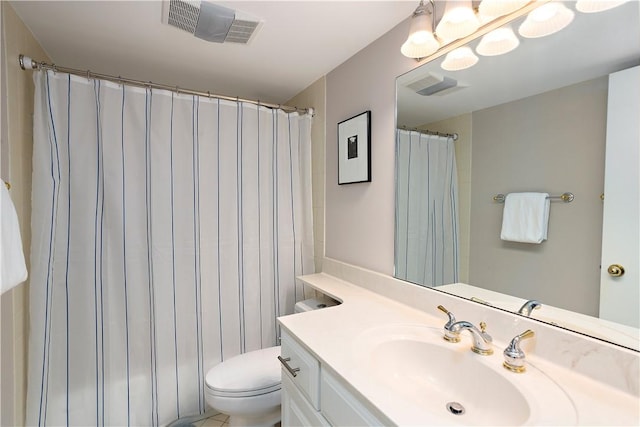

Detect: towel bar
[493, 192, 574, 203]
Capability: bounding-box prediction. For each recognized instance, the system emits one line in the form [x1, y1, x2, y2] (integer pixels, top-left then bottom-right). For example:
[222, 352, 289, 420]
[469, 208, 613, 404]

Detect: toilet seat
[205, 346, 281, 398]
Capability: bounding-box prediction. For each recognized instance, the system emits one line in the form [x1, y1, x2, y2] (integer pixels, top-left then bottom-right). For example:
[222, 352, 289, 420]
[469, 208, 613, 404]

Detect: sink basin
[352, 324, 577, 426]
[374, 339, 530, 425]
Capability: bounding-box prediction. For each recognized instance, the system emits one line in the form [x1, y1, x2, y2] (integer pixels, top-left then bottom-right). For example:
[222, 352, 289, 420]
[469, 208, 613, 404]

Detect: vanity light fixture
[518, 2, 575, 38]
[476, 25, 520, 56]
[441, 46, 479, 71]
[401, 0, 441, 60]
[401, 1, 575, 63]
[436, 0, 481, 41]
[575, 0, 628, 13]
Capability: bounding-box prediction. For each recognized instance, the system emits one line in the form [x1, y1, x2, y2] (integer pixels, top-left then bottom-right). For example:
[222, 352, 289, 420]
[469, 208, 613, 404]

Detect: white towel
[1, 180, 28, 294]
[500, 192, 550, 244]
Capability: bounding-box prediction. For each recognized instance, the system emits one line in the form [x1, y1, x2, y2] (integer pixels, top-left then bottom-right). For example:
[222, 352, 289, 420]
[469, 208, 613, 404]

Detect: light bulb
[402, 1, 440, 59]
[441, 46, 479, 71]
[408, 12, 431, 44]
[401, 35, 440, 59]
[476, 26, 520, 56]
[436, 0, 480, 41]
[576, 0, 628, 13]
[519, 2, 575, 38]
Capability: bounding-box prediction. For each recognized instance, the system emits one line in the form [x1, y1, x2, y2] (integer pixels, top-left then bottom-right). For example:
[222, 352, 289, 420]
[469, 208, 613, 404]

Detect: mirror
[395, 1, 640, 351]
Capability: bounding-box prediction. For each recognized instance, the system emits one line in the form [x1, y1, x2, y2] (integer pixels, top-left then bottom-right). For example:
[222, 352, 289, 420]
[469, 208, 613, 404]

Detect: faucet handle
[503, 330, 535, 373]
[437, 305, 460, 342]
[479, 322, 493, 343]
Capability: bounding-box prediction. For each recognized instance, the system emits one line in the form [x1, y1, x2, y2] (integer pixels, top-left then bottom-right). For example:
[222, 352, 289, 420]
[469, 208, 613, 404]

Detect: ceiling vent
[405, 72, 467, 96]
[162, 0, 263, 44]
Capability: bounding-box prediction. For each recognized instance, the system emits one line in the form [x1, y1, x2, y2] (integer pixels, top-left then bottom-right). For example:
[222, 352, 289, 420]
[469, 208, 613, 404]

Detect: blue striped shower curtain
[395, 129, 459, 287]
[26, 70, 314, 426]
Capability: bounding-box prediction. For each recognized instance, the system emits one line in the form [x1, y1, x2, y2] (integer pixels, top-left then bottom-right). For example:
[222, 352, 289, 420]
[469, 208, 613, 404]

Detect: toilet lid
[205, 346, 281, 396]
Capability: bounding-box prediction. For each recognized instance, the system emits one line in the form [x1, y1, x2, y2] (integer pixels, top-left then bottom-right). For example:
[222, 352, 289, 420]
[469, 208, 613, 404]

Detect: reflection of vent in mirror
[405, 73, 466, 96]
[405, 72, 442, 92]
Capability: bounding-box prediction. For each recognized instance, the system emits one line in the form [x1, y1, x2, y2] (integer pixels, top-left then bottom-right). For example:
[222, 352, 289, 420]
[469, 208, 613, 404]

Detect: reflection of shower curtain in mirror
[395, 130, 459, 287]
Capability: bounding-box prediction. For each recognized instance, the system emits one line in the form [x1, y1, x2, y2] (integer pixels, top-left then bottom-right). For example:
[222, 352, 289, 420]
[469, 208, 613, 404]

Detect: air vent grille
[407, 74, 443, 92]
[225, 20, 260, 44]
[162, 0, 262, 44]
[403, 72, 466, 97]
[167, 0, 201, 34]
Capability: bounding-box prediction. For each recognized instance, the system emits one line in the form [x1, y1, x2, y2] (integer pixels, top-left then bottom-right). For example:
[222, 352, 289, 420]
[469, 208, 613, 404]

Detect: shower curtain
[395, 129, 459, 287]
[26, 70, 314, 426]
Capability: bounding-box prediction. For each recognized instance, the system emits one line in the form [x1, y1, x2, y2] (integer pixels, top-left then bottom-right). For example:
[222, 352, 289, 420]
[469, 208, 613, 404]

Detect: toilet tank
[294, 297, 338, 313]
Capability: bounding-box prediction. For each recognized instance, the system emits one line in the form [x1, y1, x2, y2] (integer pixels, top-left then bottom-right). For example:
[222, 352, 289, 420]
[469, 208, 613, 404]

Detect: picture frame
[337, 111, 371, 184]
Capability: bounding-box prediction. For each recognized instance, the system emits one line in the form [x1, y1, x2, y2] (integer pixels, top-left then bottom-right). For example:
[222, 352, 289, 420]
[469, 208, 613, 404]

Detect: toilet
[204, 297, 337, 427]
[204, 346, 282, 427]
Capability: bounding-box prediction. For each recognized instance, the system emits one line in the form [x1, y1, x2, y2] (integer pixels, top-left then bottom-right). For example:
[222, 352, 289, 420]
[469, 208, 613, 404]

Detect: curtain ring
[52, 64, 58, 74]
[207, 91, 211, 99]
[175, 86, 180, 95]
[86, 70, 91, 81]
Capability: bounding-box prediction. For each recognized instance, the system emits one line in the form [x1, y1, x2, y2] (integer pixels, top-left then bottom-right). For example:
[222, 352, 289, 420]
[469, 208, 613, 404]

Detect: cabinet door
[320, 369, 388, 426]
[280, 331, 321, 409]
[282, 373, 329, 427]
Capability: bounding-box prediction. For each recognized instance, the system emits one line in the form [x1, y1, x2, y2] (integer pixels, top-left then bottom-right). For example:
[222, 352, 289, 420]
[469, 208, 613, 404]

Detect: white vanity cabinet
[282, 373, 329, 427]
[280, 329, 328, 426]
[280, 330, 387, 427]
[320, 368, 387, 426]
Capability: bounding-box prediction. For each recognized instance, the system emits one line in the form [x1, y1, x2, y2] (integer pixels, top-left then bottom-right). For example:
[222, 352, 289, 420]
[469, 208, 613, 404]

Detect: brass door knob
[607, 264, 625, 277]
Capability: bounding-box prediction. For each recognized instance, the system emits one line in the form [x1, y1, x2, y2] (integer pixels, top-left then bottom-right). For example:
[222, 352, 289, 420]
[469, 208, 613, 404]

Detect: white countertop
[278, 273, 640, 426]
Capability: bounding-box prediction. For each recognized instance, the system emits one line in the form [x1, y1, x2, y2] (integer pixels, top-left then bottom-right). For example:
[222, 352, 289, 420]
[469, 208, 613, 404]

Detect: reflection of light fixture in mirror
[441, 46, 479, 71]
[519, 2, 575, 38]
[401, 0, 440, 60]
[575, 0, 628, 13]
[478, 0, 529, 18]
[476, 26, 520, 56]
[436, 0, 480, 41]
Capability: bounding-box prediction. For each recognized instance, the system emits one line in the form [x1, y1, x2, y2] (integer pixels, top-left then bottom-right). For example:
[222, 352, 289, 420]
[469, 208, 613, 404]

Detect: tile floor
[195, 412, 229, 427]
[167, 412, 228, 427]
[175, 413, 281, 427]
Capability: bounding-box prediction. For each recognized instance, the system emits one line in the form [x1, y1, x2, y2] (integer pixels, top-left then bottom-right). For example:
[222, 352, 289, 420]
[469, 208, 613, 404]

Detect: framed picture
[337, 111, 371, 184]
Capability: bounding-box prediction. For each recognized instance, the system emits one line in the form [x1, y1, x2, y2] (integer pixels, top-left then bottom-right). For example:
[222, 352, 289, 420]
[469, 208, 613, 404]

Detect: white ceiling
[10, 0, 417, 105]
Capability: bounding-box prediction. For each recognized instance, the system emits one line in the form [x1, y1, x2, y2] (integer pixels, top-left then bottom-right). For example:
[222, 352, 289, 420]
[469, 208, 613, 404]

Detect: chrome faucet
[517, 300, 542, 317]
[503, 330, 535, 373]
[448, 320, 494, 355]
[437, 305, 460, 342]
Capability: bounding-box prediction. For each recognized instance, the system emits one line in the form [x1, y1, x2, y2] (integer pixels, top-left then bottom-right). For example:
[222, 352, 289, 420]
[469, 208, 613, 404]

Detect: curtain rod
[18, 55, 313, 116]
[400, 126, 458, 141]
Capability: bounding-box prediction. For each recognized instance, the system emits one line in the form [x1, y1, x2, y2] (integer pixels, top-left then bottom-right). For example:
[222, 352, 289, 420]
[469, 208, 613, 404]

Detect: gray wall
[469, 77, 607, 315]
[325, 18, 418, 274]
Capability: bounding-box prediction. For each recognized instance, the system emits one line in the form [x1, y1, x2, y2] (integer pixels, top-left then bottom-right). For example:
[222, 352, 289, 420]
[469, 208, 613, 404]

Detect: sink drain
[446, 402, 465, 415]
